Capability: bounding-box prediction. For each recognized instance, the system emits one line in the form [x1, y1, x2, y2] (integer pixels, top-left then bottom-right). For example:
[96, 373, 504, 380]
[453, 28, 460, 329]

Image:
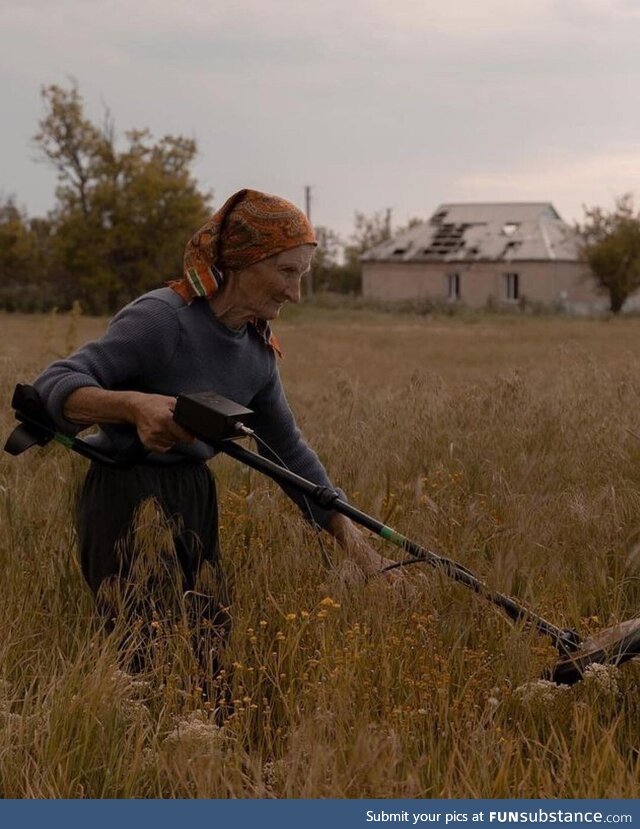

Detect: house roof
[361, 202, 579, 264]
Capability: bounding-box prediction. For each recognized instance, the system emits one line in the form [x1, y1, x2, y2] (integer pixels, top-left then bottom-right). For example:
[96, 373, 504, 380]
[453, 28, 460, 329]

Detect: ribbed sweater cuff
[44, 375, 102, 434]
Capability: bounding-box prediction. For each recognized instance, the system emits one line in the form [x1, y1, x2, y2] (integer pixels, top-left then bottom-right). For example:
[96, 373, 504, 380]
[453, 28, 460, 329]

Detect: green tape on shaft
[54, 434, 74, 448]
[379, 526, 406, 547]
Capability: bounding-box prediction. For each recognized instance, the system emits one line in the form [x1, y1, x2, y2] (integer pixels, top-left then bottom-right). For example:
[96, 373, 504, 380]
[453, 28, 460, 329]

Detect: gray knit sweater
[33, 288, 341, 527]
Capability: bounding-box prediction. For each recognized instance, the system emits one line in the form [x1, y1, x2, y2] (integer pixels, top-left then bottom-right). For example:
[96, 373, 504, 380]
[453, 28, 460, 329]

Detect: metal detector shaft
[4, 384, 577, 650]
[216, 440, 575, 647]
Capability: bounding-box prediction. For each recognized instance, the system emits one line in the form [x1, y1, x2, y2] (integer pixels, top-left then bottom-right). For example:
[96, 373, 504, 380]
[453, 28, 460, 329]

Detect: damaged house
[361, 202, 604, 311]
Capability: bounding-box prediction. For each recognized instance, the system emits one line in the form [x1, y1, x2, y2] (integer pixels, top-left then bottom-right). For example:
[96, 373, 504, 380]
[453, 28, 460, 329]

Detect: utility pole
[304, 185, 313, 297]
[304, 185, 312, 223]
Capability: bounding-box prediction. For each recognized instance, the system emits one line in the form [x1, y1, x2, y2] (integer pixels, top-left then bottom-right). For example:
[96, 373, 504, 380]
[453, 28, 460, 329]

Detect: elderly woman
[33, 188, 395, 687]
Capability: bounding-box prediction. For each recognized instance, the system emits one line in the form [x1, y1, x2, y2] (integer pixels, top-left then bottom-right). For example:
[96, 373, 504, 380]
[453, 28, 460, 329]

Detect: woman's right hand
[128, 393, 195, 453]
[63, 387, 195, 453]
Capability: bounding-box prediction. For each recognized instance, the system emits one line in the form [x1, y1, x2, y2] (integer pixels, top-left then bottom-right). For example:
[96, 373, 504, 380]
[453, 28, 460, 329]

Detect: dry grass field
[2, 306, 640, 798]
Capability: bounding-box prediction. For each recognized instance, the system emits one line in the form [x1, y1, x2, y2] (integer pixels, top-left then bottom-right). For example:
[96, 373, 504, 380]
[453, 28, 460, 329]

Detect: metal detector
[5, 384, 640, 685]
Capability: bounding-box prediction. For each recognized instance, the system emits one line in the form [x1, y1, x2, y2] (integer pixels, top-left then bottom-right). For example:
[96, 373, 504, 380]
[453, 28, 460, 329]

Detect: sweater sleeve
[250, 364, 345, 528]
[33, 297, 181, 433]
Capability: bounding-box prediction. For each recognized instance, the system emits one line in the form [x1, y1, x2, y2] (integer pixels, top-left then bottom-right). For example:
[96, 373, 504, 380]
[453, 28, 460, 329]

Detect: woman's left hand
[325, 513, 413, 585]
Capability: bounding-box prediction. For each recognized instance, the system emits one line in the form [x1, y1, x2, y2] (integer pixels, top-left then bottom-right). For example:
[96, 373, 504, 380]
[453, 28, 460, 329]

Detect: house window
[504, 272, 519, 301]
[447, 273, 460, 301]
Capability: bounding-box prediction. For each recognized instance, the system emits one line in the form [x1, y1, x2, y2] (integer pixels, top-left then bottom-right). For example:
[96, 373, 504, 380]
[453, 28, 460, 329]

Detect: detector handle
[4, 384, 148, 469]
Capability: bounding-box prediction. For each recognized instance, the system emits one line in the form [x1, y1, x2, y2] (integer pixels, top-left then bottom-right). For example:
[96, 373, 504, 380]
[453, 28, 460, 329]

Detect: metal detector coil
[549, 618, 640, 684]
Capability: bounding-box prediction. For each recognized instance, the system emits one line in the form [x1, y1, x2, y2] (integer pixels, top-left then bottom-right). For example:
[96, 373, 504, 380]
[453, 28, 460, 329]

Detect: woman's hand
[64, 387, 195, 453]
[128, 393, 195, 452]
[324, 513, 410, 583]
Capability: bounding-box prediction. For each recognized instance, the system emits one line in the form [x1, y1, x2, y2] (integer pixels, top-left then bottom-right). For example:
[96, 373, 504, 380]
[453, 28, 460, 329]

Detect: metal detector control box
[173, 391, 254, 443]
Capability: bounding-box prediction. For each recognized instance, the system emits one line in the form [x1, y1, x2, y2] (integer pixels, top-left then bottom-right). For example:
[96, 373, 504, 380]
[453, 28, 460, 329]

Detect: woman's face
[235, 244, 315, 320]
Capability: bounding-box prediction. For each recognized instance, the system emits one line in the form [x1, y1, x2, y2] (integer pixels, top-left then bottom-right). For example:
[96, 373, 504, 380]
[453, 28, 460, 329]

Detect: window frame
[504, 272, 520, 301]
[446, 272, 461, 302]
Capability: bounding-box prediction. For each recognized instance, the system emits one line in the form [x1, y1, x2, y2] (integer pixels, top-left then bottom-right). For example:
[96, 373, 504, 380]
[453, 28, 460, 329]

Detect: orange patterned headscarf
[169, 188, 316, 300]
[167, 189, 316, 357]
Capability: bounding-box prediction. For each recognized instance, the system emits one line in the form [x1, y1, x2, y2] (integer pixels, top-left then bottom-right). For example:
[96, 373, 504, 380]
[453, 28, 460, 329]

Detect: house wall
[361, 260, 605, 310]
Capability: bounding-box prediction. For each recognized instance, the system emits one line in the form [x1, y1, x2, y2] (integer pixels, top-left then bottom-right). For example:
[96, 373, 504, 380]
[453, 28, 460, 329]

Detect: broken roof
[361, 202, 579, 263]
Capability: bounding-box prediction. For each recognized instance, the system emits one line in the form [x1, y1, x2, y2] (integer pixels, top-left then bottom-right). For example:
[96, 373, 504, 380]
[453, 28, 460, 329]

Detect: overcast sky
[2, 0, 639, 239]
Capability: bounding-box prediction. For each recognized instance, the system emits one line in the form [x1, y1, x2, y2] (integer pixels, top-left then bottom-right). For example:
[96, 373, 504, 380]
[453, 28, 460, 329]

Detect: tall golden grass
[1, 306, 640, 798]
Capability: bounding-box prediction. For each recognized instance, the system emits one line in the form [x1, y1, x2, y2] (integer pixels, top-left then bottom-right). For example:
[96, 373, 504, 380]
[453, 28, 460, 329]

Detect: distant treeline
[0, 83, 410, 315]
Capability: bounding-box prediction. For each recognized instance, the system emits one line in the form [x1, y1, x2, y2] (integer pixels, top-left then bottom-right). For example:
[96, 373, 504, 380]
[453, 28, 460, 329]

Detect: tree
[341, 209, 393, 294]
[32, 83, 212, 313]
[308, 225, 344, 293]
[0, 196, 58, 311]
[0, 197, 34, 274]
[33, 83, 109, 218]
[347, 208, 393, 255]
[576, 194, 640, 314]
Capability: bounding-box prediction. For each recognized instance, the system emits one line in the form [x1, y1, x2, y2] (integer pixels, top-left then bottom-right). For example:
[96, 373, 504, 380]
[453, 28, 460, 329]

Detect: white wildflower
[514, 679, 571, 712]
[163, 711, 229, 756]
[582, 662, 620, 698]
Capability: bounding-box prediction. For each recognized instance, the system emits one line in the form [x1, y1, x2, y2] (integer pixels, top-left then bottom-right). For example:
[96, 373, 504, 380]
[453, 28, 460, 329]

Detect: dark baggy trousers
[76, 461, 231, 690]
